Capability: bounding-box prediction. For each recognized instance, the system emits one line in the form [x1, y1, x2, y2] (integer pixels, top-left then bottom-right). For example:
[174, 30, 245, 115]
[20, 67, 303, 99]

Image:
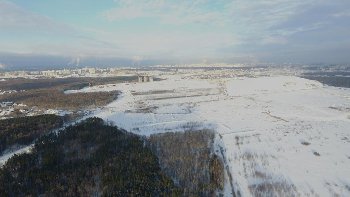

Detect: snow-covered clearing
[66, 74, 350, 196]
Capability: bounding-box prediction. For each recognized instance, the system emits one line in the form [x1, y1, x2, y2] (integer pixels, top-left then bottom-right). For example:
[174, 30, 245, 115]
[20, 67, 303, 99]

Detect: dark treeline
[0, 114, 64, 154]
[149, 130, 224, 196]
[0, 76, 137, 91]
[0, 89, 119, 110]
[0, 76, 136, 110]
[0, 117, 181, 196]
[302, 76, 350, 88]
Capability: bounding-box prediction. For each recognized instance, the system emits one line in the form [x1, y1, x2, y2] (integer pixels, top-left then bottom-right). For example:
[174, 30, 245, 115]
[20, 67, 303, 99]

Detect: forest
[0, 117, 181, 196]
[0, 76, 137, 91]
[1, 89, 119, 110]
[149, 130, 224, 196]
[302, 76, 350, 88]
[0, 76, 136, 110]
[0, 114, 64, 155]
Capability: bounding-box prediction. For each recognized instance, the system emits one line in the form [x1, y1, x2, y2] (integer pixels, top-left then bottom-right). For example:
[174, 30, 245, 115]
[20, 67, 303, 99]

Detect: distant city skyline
[1, 0, 350, 69]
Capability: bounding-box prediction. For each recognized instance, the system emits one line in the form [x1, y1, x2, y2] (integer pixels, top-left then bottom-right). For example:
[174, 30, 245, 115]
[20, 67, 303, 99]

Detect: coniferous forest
[0, 117, 181, 196]
[0, 114, 64, 154]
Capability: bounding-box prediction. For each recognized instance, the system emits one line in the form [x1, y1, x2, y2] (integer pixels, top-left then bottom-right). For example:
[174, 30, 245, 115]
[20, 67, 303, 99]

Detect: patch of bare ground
[325, 182, 350, 196]
[148, 129, 225, 196]
[346, 185, 350, 192]
[150, 93, 218, 100]
[131, 90, 175, 96]
[249, 179, 298, 197]
[329, 106, 350, 112]
[134, 101, 158, 113]
[237, 151, 299, 196]
[301, 141, 311, 146]
[262, 111, 288, 122]
[125, 106, 158, 113]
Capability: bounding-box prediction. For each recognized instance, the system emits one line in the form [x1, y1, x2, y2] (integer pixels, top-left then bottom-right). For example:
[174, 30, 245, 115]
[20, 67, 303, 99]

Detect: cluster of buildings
[0, 67, 129, 79]
[41, 68, 98, 77]
[138, 75, 154, 82]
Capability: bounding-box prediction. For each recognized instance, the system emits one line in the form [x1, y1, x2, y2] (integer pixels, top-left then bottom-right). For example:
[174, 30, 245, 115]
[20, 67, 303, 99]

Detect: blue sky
[1, 0, 350, 68]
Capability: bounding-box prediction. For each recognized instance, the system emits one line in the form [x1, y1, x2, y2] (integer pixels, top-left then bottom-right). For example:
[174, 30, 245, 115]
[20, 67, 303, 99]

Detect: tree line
[0, 114, 64, 154]
[0, 117, 181, 196]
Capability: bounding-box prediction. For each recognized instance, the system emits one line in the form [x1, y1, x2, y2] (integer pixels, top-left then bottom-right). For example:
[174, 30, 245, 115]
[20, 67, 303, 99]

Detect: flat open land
[65, 71, 350, 196]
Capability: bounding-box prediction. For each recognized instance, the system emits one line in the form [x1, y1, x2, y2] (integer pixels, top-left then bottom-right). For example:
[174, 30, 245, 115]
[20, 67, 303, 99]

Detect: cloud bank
[0, 0, 350, 67]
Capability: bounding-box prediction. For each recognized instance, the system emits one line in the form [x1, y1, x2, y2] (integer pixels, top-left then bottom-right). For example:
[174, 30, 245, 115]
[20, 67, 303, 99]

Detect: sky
[0, 0, 350, 69]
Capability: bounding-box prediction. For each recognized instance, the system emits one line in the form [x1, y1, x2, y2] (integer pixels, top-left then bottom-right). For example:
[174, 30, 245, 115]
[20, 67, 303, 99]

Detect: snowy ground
[65, 74, 350, 196]
[0, 145, 33, 166]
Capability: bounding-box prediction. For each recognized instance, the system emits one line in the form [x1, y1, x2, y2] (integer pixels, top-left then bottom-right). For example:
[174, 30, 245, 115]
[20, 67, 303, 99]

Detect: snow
[0, 145, 33, 167]
[45, 109, 73, 116]
[226, 76, 322, 97]
[62, 75, 350, 196]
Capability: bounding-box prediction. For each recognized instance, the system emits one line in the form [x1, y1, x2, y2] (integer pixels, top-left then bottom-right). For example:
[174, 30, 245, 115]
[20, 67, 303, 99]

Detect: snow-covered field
[66, 74, 350, 196]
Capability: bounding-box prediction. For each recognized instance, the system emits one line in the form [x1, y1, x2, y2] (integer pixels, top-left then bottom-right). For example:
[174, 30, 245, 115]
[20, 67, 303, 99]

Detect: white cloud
[227, 0, 321, 34]
[332, 10, 350, 18]
[104, 0, 319, 28]
[0, 1, 119, 58]
[261, 36, 288, 45]
[85, 30, 239, 59]
[99, 0, 330, 60]
[1, 0, 348, 64]
[2, 0, 329, 61]
[276, 22, 327, 37]
[103, 0, 324, 41]
[0, 1, 68, 31]
[103, 0, 225, 25]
